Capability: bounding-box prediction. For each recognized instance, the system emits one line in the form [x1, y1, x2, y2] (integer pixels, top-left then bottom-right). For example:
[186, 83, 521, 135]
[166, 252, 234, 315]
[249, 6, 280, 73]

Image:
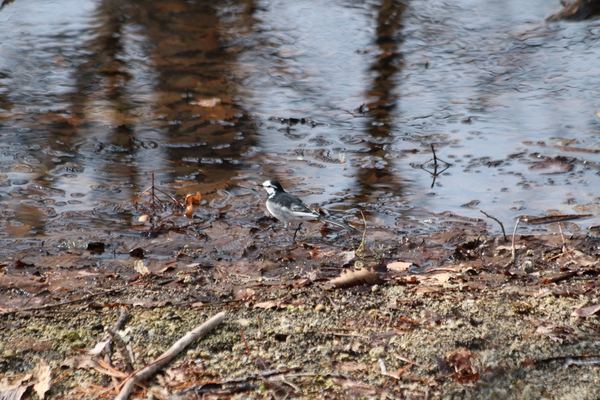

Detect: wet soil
[2, 225, 600, 399]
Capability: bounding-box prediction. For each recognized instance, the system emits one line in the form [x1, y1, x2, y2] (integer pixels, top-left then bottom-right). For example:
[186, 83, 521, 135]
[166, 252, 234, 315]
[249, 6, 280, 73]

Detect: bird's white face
[262, 180, 279, 196]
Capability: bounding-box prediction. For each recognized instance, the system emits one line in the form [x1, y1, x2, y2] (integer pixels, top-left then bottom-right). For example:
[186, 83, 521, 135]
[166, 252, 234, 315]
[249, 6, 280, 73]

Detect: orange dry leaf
[330, 268, 385, 289]
[185, 192, 202, 204]
[447, 349, 480, 383]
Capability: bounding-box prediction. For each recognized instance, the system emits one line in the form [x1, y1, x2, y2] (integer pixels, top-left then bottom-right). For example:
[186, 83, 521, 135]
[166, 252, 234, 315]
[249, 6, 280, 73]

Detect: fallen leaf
[535, 324, 576, 344]
[427, 272, 454, 284]
[396, 276, 419, 285]
[571, 303, 600, 317]
[61, 356, 127, 378]
[414, 286, 443, 295]
[253, 301, 278, 309]
[234, 288, 255, 301]
[125, 299, 169, 308]
[0, 374, 29, 400]
[61, 356, 99, 370]
[387, 261, 412, 272]
[190, 97, 221, 107]
[256, 259, 279, 272]
[541, 270, 578, 284]
[87, 339, 111, 356]
[330, 268, 385, 289]
[132, 259, 150, 275]
[447, 349, 480, 383]
[32, 363, 52, 400]
[331, 377, 378, 395]
[7, 337, 53, 353]
[184, 203, 194, 218]
[129, 247, 144, 259]
[338, 250, 356, 265]
[185, 192, 202, 204]
[336, 362, 368, 372]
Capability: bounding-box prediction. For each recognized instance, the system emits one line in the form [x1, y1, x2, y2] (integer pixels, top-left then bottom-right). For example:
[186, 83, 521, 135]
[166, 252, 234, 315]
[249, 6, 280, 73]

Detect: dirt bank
[1, 228, 600, 399]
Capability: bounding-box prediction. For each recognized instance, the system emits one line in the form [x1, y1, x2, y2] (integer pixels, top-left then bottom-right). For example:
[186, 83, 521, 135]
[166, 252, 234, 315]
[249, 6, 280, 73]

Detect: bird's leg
[292, 222, 303, 243]
[269, 219, 284, 233]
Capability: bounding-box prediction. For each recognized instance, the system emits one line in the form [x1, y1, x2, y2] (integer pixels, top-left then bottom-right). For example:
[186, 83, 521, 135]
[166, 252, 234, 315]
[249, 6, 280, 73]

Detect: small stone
[522, 260, 534, 273]
[315, 304, 325, 312]
[369, 346, 386, 359]
[238, 318, 252, 327]
[63, 331, 81, 341]
[4, 349, 15, 357]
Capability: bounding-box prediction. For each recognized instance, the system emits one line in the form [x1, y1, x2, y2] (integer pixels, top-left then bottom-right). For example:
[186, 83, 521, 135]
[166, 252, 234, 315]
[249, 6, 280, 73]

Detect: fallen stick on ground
[114, 311, 226, 400]
[104, 307, 131, 390]
[1, 287, 127, 315]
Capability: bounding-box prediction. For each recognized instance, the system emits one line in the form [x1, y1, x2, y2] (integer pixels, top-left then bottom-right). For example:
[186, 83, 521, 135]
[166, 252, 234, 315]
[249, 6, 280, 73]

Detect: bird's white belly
[266, 201, 317, 226]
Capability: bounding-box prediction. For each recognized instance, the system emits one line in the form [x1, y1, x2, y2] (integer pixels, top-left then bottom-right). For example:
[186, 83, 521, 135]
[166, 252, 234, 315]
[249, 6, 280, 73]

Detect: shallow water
[0, 0, 599, 238]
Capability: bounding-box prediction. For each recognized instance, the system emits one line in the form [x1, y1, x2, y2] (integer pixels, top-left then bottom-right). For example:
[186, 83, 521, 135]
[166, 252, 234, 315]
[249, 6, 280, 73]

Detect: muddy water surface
[0, 0, 599, 238]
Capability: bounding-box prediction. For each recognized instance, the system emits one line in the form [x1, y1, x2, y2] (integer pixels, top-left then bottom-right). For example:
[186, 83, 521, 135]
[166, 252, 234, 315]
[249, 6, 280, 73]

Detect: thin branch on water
[418, 144, 452, 188]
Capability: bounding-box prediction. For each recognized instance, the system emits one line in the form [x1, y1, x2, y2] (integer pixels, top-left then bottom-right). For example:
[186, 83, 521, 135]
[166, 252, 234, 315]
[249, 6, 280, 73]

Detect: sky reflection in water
[0, 0, 599, 237]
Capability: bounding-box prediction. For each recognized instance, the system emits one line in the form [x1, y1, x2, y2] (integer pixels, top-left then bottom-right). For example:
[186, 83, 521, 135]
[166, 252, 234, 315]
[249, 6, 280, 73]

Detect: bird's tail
[318, 217, 355, 231]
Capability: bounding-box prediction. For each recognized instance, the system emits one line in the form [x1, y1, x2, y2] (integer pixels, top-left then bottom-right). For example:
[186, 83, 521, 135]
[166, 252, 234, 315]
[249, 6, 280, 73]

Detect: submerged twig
[134, 172, 185, 225]
[136, 172, 181, 206]
[418, 144, 452, 188]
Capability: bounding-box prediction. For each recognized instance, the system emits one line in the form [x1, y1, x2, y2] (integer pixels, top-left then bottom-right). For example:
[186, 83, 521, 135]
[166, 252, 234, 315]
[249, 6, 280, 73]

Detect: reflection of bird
[260, 180, 354, 240]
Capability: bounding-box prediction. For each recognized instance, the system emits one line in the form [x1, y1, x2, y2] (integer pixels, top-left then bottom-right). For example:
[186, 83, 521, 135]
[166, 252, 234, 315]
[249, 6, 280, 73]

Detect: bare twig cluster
[418, 144, 452, 188]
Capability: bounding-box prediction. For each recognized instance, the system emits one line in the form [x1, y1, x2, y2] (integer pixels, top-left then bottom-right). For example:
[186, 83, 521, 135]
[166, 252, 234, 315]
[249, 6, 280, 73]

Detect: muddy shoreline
[1, 228, 600, 399]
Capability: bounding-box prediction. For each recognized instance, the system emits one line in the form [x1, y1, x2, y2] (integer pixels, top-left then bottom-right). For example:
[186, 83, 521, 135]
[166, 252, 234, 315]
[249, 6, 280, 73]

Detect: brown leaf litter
[1, 229, 600, 399]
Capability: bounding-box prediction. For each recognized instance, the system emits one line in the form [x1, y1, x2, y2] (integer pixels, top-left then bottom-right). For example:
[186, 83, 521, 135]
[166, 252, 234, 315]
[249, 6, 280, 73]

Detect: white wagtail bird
[260, 180, 354, 241]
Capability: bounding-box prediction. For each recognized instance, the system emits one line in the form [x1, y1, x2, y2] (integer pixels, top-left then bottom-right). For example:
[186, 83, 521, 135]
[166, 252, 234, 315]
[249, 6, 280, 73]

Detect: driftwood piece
[548, 0, 600, 20]
[114, 311, 226, 400]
